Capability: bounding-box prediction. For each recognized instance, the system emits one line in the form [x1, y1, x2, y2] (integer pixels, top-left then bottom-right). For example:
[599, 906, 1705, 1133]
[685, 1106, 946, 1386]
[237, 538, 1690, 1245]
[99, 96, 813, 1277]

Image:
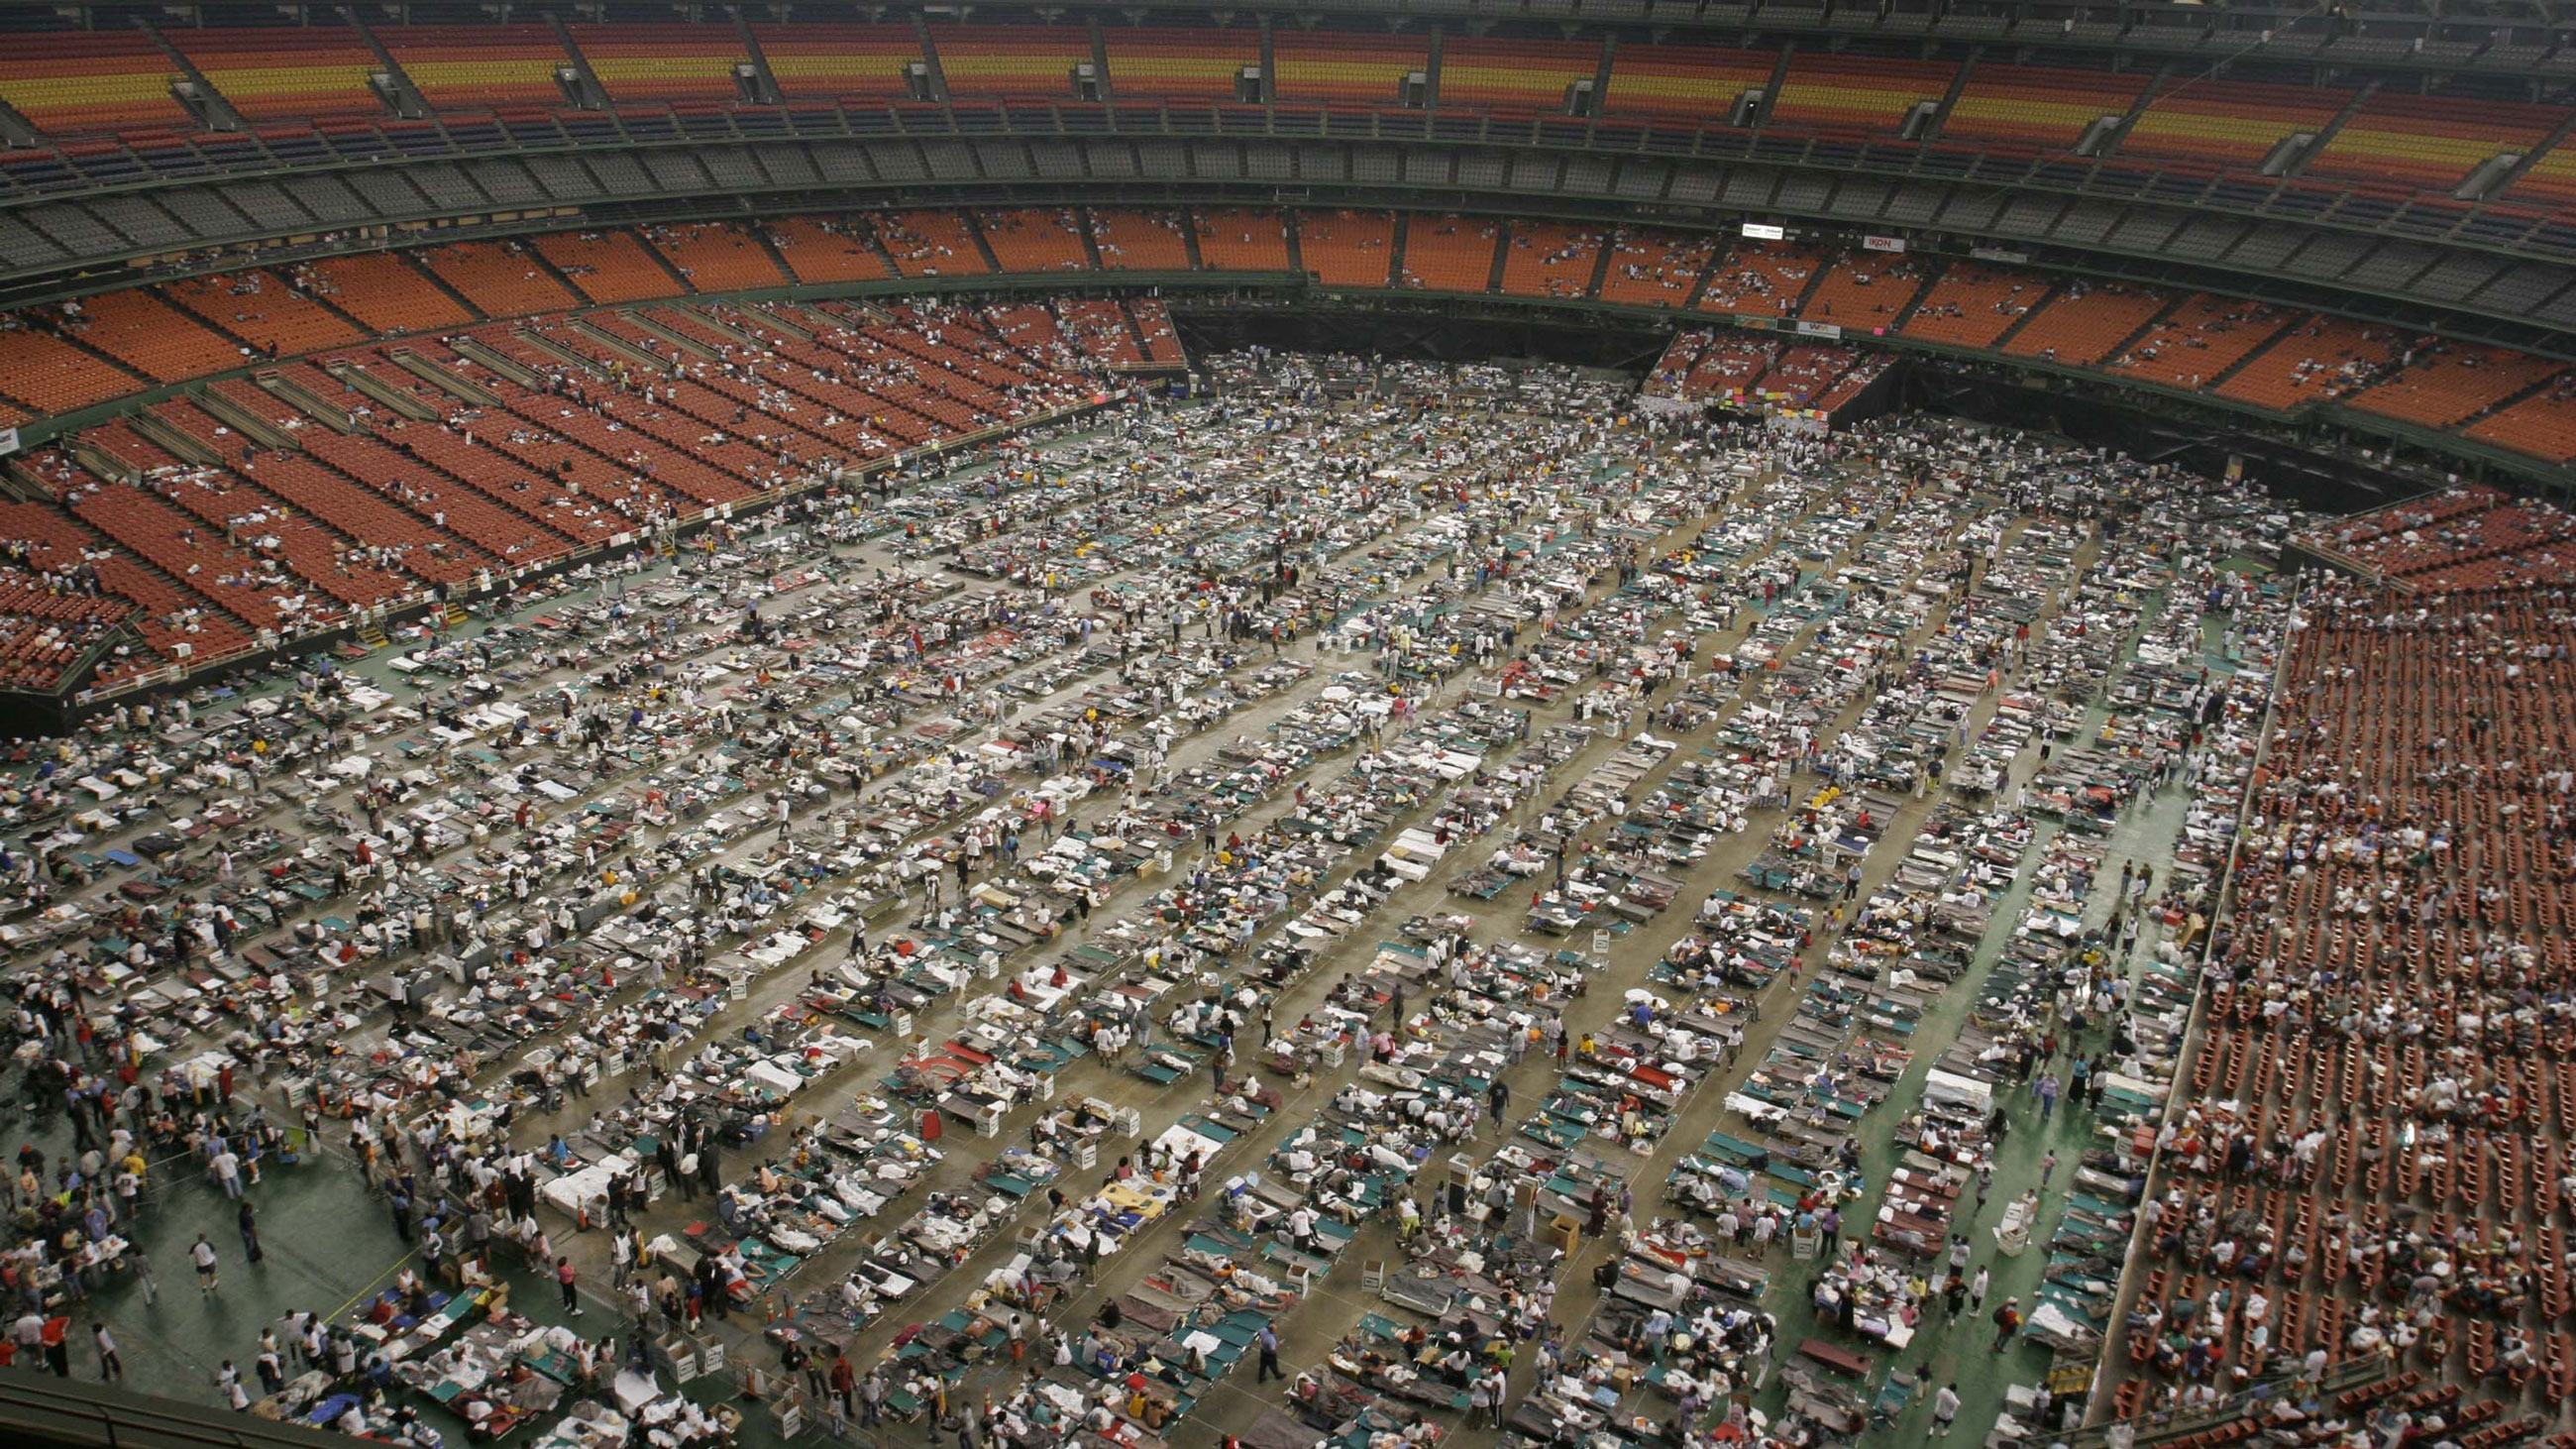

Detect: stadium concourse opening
[0, 7, 2574, 1449]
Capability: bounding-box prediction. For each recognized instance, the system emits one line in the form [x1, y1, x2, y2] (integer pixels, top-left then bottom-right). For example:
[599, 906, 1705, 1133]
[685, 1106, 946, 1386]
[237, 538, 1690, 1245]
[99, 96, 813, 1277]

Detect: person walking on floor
[94, 1324, 122, 1383]
[1991, 1298, 2022, 1351]
[1970, 1265, 1990, 1312]
[1930, 1383, 1962, 1438]
[191, 1234, 220, 1294]
[1256, 1323, 1282, 1383]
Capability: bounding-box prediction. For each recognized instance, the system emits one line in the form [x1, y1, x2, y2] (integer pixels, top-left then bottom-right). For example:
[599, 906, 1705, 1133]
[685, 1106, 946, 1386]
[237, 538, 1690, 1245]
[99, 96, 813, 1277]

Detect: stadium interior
[0, 5, 2571, 1449]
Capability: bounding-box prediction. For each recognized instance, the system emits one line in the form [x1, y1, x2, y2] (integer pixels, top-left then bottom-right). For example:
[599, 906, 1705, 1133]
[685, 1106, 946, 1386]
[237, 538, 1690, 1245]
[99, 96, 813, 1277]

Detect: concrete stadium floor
[2, 398, 2240, 1449]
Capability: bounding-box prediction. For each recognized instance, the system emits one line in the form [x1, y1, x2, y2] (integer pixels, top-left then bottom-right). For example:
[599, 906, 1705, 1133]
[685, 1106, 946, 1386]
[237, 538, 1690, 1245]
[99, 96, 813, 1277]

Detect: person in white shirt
[190, 1235, 220, 1294]
[1931, 1383, 1963, 1436]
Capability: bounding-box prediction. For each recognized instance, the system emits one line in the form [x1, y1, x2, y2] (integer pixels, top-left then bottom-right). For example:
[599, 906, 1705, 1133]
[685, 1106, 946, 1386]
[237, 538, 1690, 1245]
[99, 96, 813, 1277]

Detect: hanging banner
[1740, 222, 1786, 241]
[1862, 235, 1907, 253]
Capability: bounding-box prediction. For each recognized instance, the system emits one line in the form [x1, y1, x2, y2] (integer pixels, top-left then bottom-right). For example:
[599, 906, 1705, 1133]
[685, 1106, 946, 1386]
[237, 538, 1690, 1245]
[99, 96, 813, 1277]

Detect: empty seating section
[1600, 45, 1771, 124]
[1598, 230, 1714, 308]
[1089, 210, 1192, 272]
[1400, 216, 1500, 292]
[532, 231, 684, 305]
[0, 573, 131, 690]
[1500, 224, 1602, 300]
[748, 24, 916, 101]
[569, 24, 746, 104]
[2120, 80, 2349, 168]
[978, 209, 1091, 273]
[2347, 344, 2564, 430]
[2465, 382, 2576, 466]
[61, 290, 240, 384]
[161, 271, 364, 358]
[2306, 95, 2556, 191]
[173, 27, 383, 121]
[2106, 296, 2296, 390]
[1800, 252, 1927, 330]
[2215, 316, 2399, 411]
[1939, 65, 2146, 151]
[201, 379, 485, 585]
[878, 211, 992, 279]
[0, 33, 182, 136]
[2001, 281, 2170, 367]
[763, 218, 894, 284]
[1271, 35, 1424, 107]
[639, 223, 788, 293]
[1438, 39, 1598, 115]
[0, 319, 144, 416]
[928, 25, 1089, 104]
[1815, 354, 1891, 413]
[297, 416, 570, 564]
[1769, 56, 1954, 135]
[417, 241, 580, 320]
[299, 254, 473, 335]
[1697, 242, 1822, 317]
[379, 25, 571, 110]
[1192, 209, 1290, 272]
[1103, 28, 1253, 102]
[1297, 211, 1396, 288]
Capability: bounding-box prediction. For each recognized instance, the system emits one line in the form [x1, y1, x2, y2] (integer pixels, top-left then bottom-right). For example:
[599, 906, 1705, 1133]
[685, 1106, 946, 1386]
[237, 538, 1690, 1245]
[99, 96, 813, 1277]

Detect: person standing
[93, 1324, 123, 1383]
[1969, 1265, 1990, 1312]
[191, 1234, 220, 1294]
[1991, 1298, 2022, 1351]
[209, 1143, 243, 1199]
[555, 1257, 583, 1316]
[1255, 1323, 1281, 1383]
[239, 1200, 264, 1265]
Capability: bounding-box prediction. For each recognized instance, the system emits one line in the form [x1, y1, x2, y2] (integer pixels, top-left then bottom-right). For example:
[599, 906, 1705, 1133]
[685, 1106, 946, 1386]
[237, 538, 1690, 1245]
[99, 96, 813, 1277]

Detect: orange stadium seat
[174, 26, 382, 122]
[1769, 56, 1954, 136]
[161, 271, 365, 358]
[1800, 250, 1928, 331]
[571, 24, 749, 105]
[2001, 280, 2171, 368]
[979, 208, 1093, 273]
[2105, 295, 2297, 391]
[57, 290, 240, 385]
[297, 253, 474, 335]
[1499, 223, 1604, 301]
[1698, 242, 1823, 318]
[1296, 210, 1396, 288]
[378, 25, 573, 110]
[878, 210, 993, 279]
[531, 231, 688, 304]
[1598, 229, 1715, 309]
[929, 24, 1090, 104]
[0, 32, 186, 136]
[2465, 380, 2576, 465]
[417, 241, 581, 320]
[2305, 94, 2557, 193]
[1439, 39, 1599, 115]
[2348, 343, 2565, 430]
[750, 23, 919, 100]
[1600, 45, 1772, 125]
[1400, 215, 1500, 293]
[2214, 315, 2399, 412]
[2120, 79, 2350, 168]
[1103, 28, 1255, 102]
[764, 217, 895, 284]
[1901, 262, 2049, 349]
[0, 315, 146, 417]
[1090, 210, 1193, 272]
[1940, 64, 2146, 152]
[640, 222, 790, 293]
[1271, 35, 1424, 107]
[1194, 208, 1291, 273]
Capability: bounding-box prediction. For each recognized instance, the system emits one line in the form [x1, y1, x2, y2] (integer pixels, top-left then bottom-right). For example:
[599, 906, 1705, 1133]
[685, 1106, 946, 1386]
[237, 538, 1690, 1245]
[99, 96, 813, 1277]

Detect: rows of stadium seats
[979, 208, 1092, 274]
[1697, 240, 1823, 317]
[11, 26, 2576, 232]
[1438, 39, 1597, 115]
[2302, 483, 2576, 591]
[1499, 223, 1604, 301]
[1399, 215, 1500, 293]
[1998, 279, 2172, 368]
[8, 207, 2576, 486]
[1089, 210, 1192, 272]
[762, 217, 895, 285]
[2104, 295, 2296, 391]
[1102, 29, 1253, 103]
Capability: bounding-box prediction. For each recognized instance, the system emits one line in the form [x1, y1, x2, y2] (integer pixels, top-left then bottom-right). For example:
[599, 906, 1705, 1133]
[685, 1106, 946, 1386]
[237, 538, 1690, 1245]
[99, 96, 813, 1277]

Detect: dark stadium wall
[1169, 302, 1675, 375]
